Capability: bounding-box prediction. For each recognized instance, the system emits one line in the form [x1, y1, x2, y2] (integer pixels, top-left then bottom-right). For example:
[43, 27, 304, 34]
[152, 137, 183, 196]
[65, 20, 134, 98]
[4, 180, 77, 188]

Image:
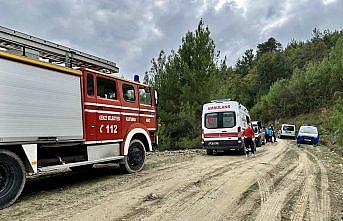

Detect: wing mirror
[154, 90, 158, 105]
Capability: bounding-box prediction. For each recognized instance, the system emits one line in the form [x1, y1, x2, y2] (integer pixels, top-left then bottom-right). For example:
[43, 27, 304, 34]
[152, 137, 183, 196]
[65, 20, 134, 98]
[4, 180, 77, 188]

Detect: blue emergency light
[134, 75, 140, 82]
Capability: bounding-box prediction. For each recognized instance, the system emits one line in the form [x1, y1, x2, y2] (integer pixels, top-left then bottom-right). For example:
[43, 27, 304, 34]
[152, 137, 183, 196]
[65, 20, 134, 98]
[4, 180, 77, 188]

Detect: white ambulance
[201, 99, 251, 155]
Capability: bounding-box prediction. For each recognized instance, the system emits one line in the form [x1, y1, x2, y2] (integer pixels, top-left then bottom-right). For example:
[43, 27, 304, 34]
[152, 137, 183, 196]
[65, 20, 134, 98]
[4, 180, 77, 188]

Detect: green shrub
[330, 99, 343, 147]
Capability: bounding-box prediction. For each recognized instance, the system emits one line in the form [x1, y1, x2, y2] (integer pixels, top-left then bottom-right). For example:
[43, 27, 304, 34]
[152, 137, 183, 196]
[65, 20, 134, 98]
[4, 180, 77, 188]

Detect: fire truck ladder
[0, 25, 119, 73]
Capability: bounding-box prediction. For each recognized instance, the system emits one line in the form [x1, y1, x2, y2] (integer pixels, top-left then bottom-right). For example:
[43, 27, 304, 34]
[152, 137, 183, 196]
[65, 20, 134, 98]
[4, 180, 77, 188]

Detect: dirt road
[1, 139, 341, 221]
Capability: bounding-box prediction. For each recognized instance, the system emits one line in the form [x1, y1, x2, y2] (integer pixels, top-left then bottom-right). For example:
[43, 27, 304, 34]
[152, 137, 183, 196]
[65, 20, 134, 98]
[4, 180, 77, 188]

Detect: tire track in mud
[202, 143, 294, 220]
[224, 147, 299, 221]
[255, 147, 298, 201]
[0, 154, 201, 221]
[278, 147, 331, 221]
[0, 142, 289, 221]
[223, 182, 261, 221]
[67, 143, 330, 221]
[256, 172, 273, 203]
[254, 143, 331, 221]
[68, 150, 276, 221]
[289, 151, 320, 221]
[126, 144, 288, 221]
[255, 159, 304, 221]
[118, 155, 269, 221]
[305, 150, 331, 221]
[116, 159, 251, 221]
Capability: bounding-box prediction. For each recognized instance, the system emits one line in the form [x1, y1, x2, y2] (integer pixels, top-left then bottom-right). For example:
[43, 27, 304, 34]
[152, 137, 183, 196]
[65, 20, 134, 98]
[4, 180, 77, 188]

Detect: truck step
[38, 156, 124, 172]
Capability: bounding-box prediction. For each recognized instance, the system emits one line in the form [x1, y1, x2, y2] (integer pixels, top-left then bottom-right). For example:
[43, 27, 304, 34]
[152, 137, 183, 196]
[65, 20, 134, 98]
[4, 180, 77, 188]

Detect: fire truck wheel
[121, 139, 146, 173]
[0, 150, 26, 209]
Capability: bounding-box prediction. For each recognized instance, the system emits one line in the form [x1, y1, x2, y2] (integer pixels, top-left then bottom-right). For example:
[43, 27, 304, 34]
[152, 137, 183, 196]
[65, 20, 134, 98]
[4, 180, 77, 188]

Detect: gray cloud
[0, 0, 342, 78]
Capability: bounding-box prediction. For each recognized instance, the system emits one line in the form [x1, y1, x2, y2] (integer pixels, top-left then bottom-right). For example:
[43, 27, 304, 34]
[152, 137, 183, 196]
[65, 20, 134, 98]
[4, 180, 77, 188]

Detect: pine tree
[148, 19, 222, 149]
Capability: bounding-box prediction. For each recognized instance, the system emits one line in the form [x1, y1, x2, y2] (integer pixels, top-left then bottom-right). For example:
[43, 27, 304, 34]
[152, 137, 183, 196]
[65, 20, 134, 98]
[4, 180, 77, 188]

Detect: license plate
[208, 142, 220, 146]
[304, 138, 311, 142]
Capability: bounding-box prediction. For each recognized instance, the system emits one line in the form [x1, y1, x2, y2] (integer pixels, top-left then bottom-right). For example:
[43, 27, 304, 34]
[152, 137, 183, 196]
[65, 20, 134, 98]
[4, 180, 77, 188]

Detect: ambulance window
[205, 113, 218, 129]
[97, 77, 117, 100]
[223, 112, 235, 128]
[87, 74, 94, 96]
[139, 88, 152, 105]
[123, 84, 135, 102]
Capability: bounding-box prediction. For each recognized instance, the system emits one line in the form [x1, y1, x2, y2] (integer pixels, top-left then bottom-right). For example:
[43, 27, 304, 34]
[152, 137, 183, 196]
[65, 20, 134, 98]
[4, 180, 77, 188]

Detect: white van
[201, 99, 251, 155]
[280, 124, 296, 139]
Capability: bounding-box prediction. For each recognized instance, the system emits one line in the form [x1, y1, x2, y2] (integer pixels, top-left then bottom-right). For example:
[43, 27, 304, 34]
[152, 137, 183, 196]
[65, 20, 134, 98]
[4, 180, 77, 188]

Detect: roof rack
[211, 98, 232, 103]
[0, 26, 119, 74]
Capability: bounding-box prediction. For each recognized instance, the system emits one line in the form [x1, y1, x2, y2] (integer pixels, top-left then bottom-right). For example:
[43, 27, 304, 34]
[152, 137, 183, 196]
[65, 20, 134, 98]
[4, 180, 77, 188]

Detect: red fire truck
[0, 26, 157, 209]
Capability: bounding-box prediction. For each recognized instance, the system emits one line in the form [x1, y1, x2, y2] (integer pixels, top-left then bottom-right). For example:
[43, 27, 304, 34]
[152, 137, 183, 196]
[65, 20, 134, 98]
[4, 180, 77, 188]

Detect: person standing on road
[264, 127, 270, 143]
[260, 127, 265, 144]
[267, 127, 273, 143]
[271, 125, 277, 143]
[243, 124, 255, 157]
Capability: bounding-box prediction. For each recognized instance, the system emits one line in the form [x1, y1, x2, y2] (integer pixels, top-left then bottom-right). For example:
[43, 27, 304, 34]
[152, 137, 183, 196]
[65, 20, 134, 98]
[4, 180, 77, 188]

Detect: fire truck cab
[82, 68, 157, 172]
[0, 26, 157, 209]
[202, 99, 251, 155]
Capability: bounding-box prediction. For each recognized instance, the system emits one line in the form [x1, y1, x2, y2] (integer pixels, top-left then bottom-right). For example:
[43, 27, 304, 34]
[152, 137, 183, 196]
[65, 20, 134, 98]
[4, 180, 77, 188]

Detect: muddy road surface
[1, 140, 341, 221]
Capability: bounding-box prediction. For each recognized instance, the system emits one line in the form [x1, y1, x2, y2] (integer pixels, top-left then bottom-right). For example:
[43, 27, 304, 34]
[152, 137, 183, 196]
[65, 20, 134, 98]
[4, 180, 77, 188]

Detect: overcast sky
[0, 0, 342, 78]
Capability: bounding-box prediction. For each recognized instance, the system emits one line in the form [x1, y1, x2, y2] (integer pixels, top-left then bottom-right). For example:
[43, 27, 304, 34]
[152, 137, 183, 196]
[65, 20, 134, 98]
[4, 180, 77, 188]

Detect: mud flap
[22, 144, 37, 173]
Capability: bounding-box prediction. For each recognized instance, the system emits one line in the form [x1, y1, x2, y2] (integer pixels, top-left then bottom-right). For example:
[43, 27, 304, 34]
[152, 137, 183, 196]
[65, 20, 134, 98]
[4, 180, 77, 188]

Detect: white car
[280, 124, 296, 139]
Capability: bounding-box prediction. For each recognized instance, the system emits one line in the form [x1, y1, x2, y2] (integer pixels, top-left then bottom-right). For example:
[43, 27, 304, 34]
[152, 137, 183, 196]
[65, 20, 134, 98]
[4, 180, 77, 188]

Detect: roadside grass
[307, 145, 343, 166]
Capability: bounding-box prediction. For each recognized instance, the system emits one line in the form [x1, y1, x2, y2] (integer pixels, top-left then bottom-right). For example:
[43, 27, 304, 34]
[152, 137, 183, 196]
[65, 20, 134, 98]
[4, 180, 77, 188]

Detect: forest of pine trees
[144, 20, 343, 150]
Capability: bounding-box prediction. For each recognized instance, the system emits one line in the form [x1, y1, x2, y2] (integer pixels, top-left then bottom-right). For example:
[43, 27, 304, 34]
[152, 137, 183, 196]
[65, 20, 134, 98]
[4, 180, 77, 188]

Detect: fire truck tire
[206, 149, 214, 155]
[0, 150, 26, 209]
[120, 139, 146, 173]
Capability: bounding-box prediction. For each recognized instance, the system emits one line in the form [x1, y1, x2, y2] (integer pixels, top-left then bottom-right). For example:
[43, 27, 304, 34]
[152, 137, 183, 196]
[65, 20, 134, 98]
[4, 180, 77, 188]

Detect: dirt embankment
[1, 140, 341, 221]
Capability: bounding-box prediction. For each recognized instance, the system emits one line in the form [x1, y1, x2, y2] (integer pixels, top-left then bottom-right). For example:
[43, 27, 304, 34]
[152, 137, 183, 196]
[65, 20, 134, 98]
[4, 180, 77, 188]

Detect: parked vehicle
[297, 125, 319, 145]
[0, 26, 158, 209]
[280, 124, 296, 139]
[201, 99, 251, 155]
[251, 121, 263, 147]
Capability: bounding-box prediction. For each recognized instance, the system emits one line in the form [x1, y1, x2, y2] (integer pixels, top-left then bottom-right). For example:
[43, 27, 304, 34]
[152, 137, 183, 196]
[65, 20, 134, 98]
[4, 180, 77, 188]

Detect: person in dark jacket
[271, 125, 277, 143]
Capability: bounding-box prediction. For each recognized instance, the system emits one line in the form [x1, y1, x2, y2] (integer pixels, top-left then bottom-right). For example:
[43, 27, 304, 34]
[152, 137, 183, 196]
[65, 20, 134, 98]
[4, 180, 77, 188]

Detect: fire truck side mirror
[154, 90, 158, 105]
